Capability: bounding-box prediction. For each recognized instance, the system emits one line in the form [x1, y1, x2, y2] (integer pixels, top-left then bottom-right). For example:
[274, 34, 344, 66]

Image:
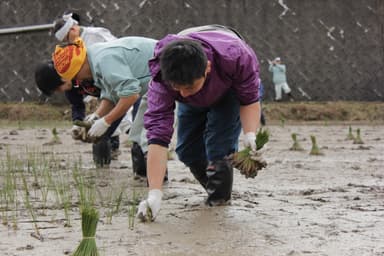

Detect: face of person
[74, 57, 92, 81]
[55, 79, 72, 93]
[67, 25, 81, 43]
[170, 61, 211, 98]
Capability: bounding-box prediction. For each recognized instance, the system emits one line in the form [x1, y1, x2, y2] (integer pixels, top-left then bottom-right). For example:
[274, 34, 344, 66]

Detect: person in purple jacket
[137, 25, 263, 221]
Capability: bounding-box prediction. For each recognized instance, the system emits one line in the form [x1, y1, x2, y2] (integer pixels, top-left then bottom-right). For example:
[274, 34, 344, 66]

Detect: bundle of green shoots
[72, 206, 100, 256]
[309, 135, 324, 155]
[73, 120, 99, 143]
[346, 126, 355, 140]
[353, 128, 364, 144]
[230, 128, 269, 178]
[290, 133, 304, 151]
[44, 127, 62, 145]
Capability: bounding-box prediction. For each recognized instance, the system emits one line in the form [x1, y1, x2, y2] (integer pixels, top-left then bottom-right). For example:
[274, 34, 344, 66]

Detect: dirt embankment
[1, 101, 384, 122]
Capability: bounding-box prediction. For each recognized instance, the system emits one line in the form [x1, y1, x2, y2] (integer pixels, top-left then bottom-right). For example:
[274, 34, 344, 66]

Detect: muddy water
[0, 124, 383, 256]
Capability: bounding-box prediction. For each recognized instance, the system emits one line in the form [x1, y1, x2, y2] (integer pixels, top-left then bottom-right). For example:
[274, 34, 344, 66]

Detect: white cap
[54, 14, 78, 41]
[274, 57, 281, 62]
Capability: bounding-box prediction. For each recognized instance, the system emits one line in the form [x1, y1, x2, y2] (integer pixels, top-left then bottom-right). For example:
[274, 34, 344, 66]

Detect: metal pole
[0, 24, 54, 35]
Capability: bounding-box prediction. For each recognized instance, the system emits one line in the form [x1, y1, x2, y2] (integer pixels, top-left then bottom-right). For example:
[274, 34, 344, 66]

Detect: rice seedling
[128, 189, 139, 230]
[309, 135, 324, 155]
[230, 128, 269, 178]
[290, 133, 304, 151]
[353, 128, 364, 144]
[72, 206, 100, 256]
[72, 168, 99, 256]
[104, 185, 124, 225]
[20, 172, 43, 241]
[56, 170, 73, 227]
[44, 127, 62, 145]
[346, 126, 355, 140]
[1, 149, 19, 228]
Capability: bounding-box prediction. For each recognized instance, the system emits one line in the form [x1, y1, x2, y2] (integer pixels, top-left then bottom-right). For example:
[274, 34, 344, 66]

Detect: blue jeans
[176, 90, 241, 166]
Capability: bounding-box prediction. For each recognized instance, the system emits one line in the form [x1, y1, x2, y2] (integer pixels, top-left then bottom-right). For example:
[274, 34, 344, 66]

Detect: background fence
[0, 0, 383, 103]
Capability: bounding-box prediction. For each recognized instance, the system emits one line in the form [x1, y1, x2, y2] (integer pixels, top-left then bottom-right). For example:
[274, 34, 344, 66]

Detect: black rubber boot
[92, 138, 112, 167]
[131, 142, 147, 177]
[260, 112, 266, 126]
[205, 159, 233, 206]
[189, 161, 208, 189]
[131, 142, 169, 183]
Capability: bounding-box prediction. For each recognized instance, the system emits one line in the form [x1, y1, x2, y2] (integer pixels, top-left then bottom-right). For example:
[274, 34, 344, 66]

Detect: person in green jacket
[51, 36, 164, 179]
[268, 57, 294, 101]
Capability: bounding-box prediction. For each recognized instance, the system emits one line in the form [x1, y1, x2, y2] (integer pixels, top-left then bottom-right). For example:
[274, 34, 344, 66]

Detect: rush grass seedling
[290, 133, 304, 151]
[346, 126, 355, 140]
[353, 128, 364, 144]
[309, 135, 324, 155]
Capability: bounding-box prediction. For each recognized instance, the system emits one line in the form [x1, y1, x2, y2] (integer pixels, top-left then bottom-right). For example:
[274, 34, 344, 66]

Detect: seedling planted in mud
[290, 133, 304, 151]
[104, 185, 125, 225]
[21, 172, 42, 240]
[128, 189, 140, 229]
[309, 135, 324, 155]
[44, 127, 62, 145]
[346, 126, 355, 140]
[57, 171, 72, 227]
[1, 150, 20, 228]
[353, 128, 364, 144]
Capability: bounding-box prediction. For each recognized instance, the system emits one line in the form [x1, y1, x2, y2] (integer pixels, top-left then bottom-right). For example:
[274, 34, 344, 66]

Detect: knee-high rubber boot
[206, 159, 233, 206]
[92, 138, 112, 167]
[131, 142, 147, 177]
[189, 161, 208, 189]
[131, 142, 169, 182]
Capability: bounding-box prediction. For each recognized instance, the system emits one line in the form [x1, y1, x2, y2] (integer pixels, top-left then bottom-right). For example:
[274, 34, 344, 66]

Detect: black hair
[160, 39, 207, 86]
[64, 11, 81, 23]
[34, 61, 64, 96]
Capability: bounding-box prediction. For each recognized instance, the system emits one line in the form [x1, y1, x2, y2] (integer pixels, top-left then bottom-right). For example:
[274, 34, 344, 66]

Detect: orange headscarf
[52, 37, 86, 80]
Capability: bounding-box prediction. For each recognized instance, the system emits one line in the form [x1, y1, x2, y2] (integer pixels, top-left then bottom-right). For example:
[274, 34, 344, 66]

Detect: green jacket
[87, 37, 157, 104]
[268, 63, 287, 85]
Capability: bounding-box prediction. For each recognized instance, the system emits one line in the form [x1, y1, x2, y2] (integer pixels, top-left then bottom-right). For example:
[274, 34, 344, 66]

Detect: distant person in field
[268, 57, 294, 102]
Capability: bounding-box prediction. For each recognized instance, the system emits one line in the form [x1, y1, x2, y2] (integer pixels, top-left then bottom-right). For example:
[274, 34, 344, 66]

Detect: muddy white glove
[137, 189, 163, 222]
[71, 125, 86, 140]
[84, 112, 100, 122]
[243, 132, 257, 151]
[88, 117, 110, 137]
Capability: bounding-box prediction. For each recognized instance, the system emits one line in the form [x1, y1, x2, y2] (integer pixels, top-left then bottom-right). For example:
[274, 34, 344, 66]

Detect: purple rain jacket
[144, 31, 260, 147]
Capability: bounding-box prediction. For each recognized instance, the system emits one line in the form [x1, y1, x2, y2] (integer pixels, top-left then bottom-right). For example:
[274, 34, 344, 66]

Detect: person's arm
[240, 101, 261, 134]
[147, 144, 168, 190]
[240, 101, 261, 151]
[223, 43, 261, 150]
[268, 63, 274, 72]
[93, 98, 114, 118]
[88, 53, 142, 137]
[136, 79, 176, 221]
[65, 86, 86, 121]
[103, 95, 139, 125]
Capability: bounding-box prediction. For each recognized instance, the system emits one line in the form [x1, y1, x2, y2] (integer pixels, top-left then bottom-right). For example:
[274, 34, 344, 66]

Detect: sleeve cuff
[148, 139, 169, 148]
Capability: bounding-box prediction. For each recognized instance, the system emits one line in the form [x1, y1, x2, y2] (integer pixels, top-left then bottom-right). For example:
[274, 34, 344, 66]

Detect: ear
[206, 60, 211, 73]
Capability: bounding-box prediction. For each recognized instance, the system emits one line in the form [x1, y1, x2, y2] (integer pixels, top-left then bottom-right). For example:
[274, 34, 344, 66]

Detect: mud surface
[0, 123, 383, 256]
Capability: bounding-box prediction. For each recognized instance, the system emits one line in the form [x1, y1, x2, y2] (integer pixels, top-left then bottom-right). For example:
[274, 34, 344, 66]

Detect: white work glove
[71, 125, 86, 140]
[88, 117, 110, 137]
[84, 112, 100, 122]
[243, 132, 257, 151]
[244, 131, 268, 156]
[137, 189, 163, 222]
